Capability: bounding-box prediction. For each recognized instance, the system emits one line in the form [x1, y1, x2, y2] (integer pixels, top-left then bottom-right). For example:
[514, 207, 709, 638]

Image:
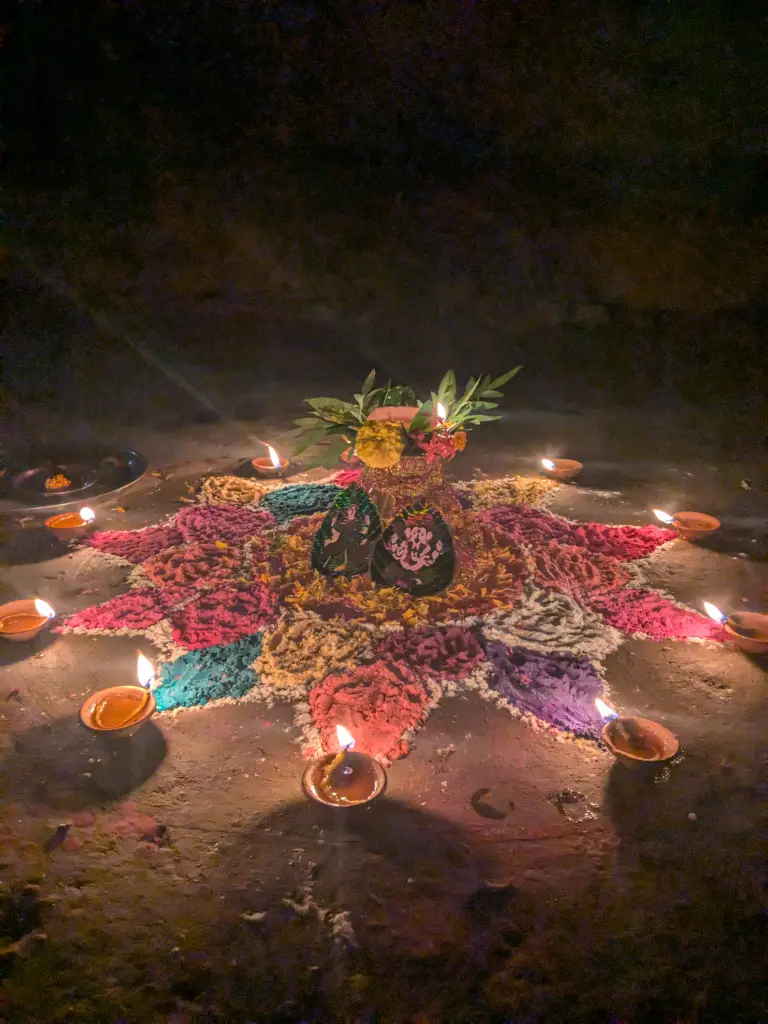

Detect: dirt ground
[2, 364, 767, 1022]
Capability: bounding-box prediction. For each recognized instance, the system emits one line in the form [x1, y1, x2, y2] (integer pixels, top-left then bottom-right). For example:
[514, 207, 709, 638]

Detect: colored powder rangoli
[60, 475, 724, 758]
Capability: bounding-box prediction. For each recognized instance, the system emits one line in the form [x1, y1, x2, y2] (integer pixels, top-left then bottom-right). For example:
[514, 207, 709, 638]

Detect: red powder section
[142, 542, 243, 591]
[309, 661, 432, 761]
[61, 585, 191, 632]
[532, 541, 630, 601]
[90, 525, 184, 563]
[331, 469, 362, 487]
[375, 625, 485, 679]
[589, 588, 727, 640]
[176, 504, 275, 544]
[485, 506, 675, 561]
[170, 584, 278, 649]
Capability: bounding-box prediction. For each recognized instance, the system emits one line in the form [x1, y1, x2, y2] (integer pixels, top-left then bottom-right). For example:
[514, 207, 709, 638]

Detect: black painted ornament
[371, 502, 455, 596]
[311, 483, 382, 578]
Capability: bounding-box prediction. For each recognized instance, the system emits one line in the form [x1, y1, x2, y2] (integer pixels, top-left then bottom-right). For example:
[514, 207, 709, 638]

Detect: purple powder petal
[485, 642, 604, 738]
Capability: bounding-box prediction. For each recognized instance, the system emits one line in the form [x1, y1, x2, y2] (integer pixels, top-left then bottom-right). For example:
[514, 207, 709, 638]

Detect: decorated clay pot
[367, 406, 420, 426]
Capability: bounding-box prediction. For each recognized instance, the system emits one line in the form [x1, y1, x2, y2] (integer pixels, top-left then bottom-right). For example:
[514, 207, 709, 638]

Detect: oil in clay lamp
[596, 698, 679, 769]
[45, 506, 96, 537]
[252, 444, 289, 477]
[303, 725, 387, 808]
[540, 458, 583, 482]
[703, 602, 768, 654]
[653, 508, 720, 543]
[0, 598, 56, 642]
[80, 651, 158, 738]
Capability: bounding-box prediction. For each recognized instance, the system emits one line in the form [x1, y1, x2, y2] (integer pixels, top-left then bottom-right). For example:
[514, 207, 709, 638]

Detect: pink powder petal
[331, 468, 362, 487]
[175, 504, 275, 544]
[309, 660, 432, 761]
[485, 506, 675, 561]
[89, 525, 184, 563]
[61, 585, 191, 633]
[590, 588, 727, 640]
[171, 584, 278, 649]
[142, 542, 244, 590]
[532, 541, 630, 601]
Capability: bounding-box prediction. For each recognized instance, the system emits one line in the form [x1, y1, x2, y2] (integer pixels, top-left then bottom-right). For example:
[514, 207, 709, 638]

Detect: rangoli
[59, 471, 726, 762]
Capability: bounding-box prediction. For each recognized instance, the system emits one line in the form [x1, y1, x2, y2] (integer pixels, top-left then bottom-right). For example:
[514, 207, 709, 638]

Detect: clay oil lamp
[653, 508, 720, 543]
[0, 598, 56, 643]
[302, 725, 387, 808]
[703, 602, 768, 655]
[541, 457, 583, 483]
[252, 444, 289, 478]
[340, 440, 362, 466]
[45, 506, 96, 538]
[80, 651, 157, 739]
[596, 698, 679, 769]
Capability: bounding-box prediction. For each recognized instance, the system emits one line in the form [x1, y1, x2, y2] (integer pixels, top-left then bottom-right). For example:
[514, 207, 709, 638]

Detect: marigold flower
[355, 421, 405, 469]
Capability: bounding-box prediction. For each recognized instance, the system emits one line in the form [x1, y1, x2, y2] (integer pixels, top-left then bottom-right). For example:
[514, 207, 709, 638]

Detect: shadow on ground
[0, 716, 168, 809]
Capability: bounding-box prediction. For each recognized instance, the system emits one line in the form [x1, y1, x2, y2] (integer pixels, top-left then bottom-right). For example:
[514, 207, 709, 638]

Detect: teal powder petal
[154, 634, 263, 711]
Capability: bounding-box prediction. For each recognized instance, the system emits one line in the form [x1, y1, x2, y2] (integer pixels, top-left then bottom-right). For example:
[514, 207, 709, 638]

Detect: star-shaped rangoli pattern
[59, 474, 726, 761]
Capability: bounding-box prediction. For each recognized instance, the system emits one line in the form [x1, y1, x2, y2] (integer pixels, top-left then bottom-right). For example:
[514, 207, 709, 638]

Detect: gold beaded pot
[361, 456, 486, 585]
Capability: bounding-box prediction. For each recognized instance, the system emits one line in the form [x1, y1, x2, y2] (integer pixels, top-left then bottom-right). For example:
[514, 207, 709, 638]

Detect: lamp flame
[653, 509, 675, 525]
[79, 507, 96, 523]
[34, 598, 55, 620]
[336, 724, 355, 751]
[267, 445, 282, 470]
[136, 651, 155, 689]
[541, 458, 556, 471]
[436, 402, 447, 422]
[595, 698, 619, 721]
[703, 601, 727, 624]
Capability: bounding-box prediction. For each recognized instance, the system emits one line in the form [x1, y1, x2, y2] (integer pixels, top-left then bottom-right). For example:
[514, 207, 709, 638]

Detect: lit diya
[653, 508, 720, 543]
[80, 652, 157, 738]
[45, 506, 96, 536]
[303, 725, 387, 808]
[704, 602, 768, 654]
[541, 458, 583, 482]
[0, 598, 56, 643]
[252, 444, 289, 477]
[596, 699, 679, 769]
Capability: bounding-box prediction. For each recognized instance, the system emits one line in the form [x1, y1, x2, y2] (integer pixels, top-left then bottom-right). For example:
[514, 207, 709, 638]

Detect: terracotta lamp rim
[80, 684, 157, 735]
[601, 716, 679, 766]
[302, 751, 387, 808]
[0, 599, 54, 642]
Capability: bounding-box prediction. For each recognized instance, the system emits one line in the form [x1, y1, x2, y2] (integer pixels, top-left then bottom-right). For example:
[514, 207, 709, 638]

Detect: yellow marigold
[453, 430, 467, 452]
[355, 421, 404, 469]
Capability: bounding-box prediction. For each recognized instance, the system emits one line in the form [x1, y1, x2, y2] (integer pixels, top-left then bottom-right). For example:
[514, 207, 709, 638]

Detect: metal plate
[1, 448, 148, 511]
[13, 464, 99, 498]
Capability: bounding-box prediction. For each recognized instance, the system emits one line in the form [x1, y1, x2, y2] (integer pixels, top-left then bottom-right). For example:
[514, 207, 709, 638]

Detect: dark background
[2, 0, 768, 441]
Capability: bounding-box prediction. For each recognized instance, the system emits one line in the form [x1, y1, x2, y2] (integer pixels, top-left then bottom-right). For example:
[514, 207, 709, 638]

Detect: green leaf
[294, 416, 324, 427]
[487, 367, 522, 391]
[437, 370, 457, 405]
[292, 429, 330, 457]
[299, 435, 349, 469]
[408, 398, 434, 434]
[361, 369, 376, 396]
[465, 413, 501, 423]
